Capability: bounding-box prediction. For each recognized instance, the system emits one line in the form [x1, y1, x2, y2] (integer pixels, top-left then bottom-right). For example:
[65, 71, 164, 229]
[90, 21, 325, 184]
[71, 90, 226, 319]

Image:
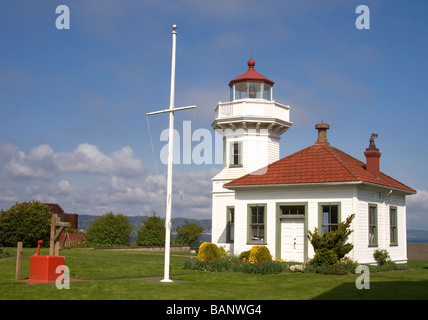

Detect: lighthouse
[211, 59, 292, 251]
[210, 58, 415, 264]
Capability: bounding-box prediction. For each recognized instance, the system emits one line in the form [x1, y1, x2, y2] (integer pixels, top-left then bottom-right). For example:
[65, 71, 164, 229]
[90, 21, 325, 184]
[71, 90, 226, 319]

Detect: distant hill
[75, 214, 211, 234]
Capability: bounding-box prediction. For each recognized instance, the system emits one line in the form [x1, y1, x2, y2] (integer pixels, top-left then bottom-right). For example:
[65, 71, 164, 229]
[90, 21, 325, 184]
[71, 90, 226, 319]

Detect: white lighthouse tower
[211, 58, 292, 252]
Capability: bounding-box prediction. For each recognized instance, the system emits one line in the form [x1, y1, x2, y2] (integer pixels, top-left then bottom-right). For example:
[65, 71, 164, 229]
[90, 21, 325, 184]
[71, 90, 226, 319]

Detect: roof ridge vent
[315, 121, 330, 145]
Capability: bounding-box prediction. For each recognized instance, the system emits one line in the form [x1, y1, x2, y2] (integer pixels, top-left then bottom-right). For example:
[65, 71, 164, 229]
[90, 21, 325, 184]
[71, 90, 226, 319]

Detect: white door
[281, 218, 305, 262]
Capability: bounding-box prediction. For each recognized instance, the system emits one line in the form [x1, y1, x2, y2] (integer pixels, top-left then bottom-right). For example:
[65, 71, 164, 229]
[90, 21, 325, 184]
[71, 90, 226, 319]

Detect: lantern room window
[230, 82, 272, 101]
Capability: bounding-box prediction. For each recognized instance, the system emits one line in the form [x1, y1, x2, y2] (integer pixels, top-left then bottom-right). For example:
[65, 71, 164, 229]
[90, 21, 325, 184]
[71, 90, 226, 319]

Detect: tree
[175, 221, 204, 245]
[0, 201, 52, 247]
[136, 215, 165, 247]
[307, 213, 355, 262]
[85, 212, 132, 247]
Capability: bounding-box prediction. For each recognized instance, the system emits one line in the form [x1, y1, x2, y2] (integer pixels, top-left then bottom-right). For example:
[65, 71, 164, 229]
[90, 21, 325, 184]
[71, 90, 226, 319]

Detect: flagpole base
[160, 278, 173, 283]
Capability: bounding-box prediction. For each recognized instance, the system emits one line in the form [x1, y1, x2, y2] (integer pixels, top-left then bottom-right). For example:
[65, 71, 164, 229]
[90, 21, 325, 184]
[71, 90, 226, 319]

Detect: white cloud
[0, 141, 218, 219]
[407, 190, 428, 210]
[84, 169, 217, 218]
[3, 144, 55, 179]
[405, 190, 428, 229]
[0, 189, 19, 203]
[57, 180, 72, 193]
[1, 143, 144, 179]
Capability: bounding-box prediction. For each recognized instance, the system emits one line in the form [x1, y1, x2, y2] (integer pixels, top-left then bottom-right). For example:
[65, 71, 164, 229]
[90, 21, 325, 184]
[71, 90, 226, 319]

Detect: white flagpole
[160, 24, 177, 283]
[146, 25, 195, 283]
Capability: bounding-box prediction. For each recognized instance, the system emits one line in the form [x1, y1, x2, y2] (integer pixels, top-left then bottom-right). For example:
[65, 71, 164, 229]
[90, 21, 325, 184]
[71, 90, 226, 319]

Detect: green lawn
[1, 247, 427, 300]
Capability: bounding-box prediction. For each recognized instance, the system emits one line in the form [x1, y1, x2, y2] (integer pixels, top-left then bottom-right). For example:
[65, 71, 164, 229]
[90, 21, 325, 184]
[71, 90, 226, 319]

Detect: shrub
[0, 201, 52, 247]
[335, 258, 359, 274]
[239, 250, 250, 260]
[197, 242, 221, 262]
[175, 221, 204, 245]
[249, 245, 272, 264]
[219, 246, 229, 257]
[373, 249, 390, 266]
[307, 213, 355, 260]
[86, 212, 133, 247]
[310, 248, 338, 268]
[136, 215, 165, 247]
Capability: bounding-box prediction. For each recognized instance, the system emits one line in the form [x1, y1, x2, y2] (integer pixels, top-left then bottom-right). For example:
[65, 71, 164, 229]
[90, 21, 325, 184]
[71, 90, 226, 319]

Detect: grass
[1, 247, 428, 300]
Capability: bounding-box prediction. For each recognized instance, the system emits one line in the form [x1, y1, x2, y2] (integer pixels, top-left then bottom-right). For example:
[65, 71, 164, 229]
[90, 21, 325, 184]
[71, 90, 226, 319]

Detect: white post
[146, 25, 196, 283]
[161, 24, 177, 283]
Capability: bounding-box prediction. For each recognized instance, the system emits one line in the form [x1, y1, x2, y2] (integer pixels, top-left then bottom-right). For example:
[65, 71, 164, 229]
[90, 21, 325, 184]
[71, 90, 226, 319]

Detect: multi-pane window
[249, 205, 265, 243]
[229, 141, 242, 167]
[230, 82, 273, 101]
[280, 205, 305, 216]
[369, 205, 378, 247]
[390, 207, 398, 245]
[226, 207, 235, 243]
[321, 205, 339, 234]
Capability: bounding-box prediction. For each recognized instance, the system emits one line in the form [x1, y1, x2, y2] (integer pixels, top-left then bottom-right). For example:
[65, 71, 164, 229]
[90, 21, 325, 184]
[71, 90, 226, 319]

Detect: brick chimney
[315, 122, 330, 145]
[364, 133, 381, 178]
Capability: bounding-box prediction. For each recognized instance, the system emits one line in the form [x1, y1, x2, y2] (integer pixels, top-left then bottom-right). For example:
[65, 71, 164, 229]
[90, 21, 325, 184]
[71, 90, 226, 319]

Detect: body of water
[198, 234, 211, 243]
[407, 238, 428, 244]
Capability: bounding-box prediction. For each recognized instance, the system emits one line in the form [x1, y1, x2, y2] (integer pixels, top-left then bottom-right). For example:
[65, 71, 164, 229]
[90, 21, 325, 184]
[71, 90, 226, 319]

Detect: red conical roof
[228, 59, 275, 87]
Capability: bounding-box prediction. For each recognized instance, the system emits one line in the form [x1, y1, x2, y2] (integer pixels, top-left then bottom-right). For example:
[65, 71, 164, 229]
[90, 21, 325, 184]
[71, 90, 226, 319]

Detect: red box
[29, 255, 65, 282]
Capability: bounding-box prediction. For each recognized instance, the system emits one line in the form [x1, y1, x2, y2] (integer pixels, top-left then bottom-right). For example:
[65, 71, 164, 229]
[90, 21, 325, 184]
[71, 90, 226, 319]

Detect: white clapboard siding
[212, 183, 409, 264]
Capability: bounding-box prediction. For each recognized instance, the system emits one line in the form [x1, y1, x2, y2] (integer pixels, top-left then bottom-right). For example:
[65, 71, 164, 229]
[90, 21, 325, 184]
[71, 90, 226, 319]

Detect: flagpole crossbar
[146, 105, 196, 117]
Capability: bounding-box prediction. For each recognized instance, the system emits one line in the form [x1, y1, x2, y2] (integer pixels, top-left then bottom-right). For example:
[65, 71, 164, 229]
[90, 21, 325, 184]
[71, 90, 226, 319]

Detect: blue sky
[1, 1, 427, 229]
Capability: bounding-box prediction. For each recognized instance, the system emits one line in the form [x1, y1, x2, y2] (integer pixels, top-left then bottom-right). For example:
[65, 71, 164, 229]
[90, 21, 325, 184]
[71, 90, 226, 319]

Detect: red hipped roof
[228, 59, 275, 87]
[224, 142, 416, 193]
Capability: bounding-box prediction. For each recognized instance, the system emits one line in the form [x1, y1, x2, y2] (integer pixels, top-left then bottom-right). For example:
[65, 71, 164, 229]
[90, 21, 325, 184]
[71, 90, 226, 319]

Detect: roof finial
[247, 57, 255, 69]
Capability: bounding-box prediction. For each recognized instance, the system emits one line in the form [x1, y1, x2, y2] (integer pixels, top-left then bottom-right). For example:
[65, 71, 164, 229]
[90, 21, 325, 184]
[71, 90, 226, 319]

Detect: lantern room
[229, 58, 274, 101]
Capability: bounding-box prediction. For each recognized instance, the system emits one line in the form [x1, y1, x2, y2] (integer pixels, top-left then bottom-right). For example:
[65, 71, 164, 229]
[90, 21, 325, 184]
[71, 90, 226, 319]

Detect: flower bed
[184, 256, 298, 275]
[184, 245, 408, 275]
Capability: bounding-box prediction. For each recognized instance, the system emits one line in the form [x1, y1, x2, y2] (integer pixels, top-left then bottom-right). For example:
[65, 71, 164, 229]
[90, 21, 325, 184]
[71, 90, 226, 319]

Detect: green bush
[86, 212, 133, 247]
[307, 213, 355, 260]
[310, 248, 338, 268]
[373, 249, 390, 266]
[219, 246, 229, 258]
[249, 245, 272, 264]
[239, 250, 250, 260]
[197, 242, 221, 262]
[136, 216, 165, 247]
[0, 201, 52, 247]
[175, 221, 204, 245]
[333, 258, 359, 274]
